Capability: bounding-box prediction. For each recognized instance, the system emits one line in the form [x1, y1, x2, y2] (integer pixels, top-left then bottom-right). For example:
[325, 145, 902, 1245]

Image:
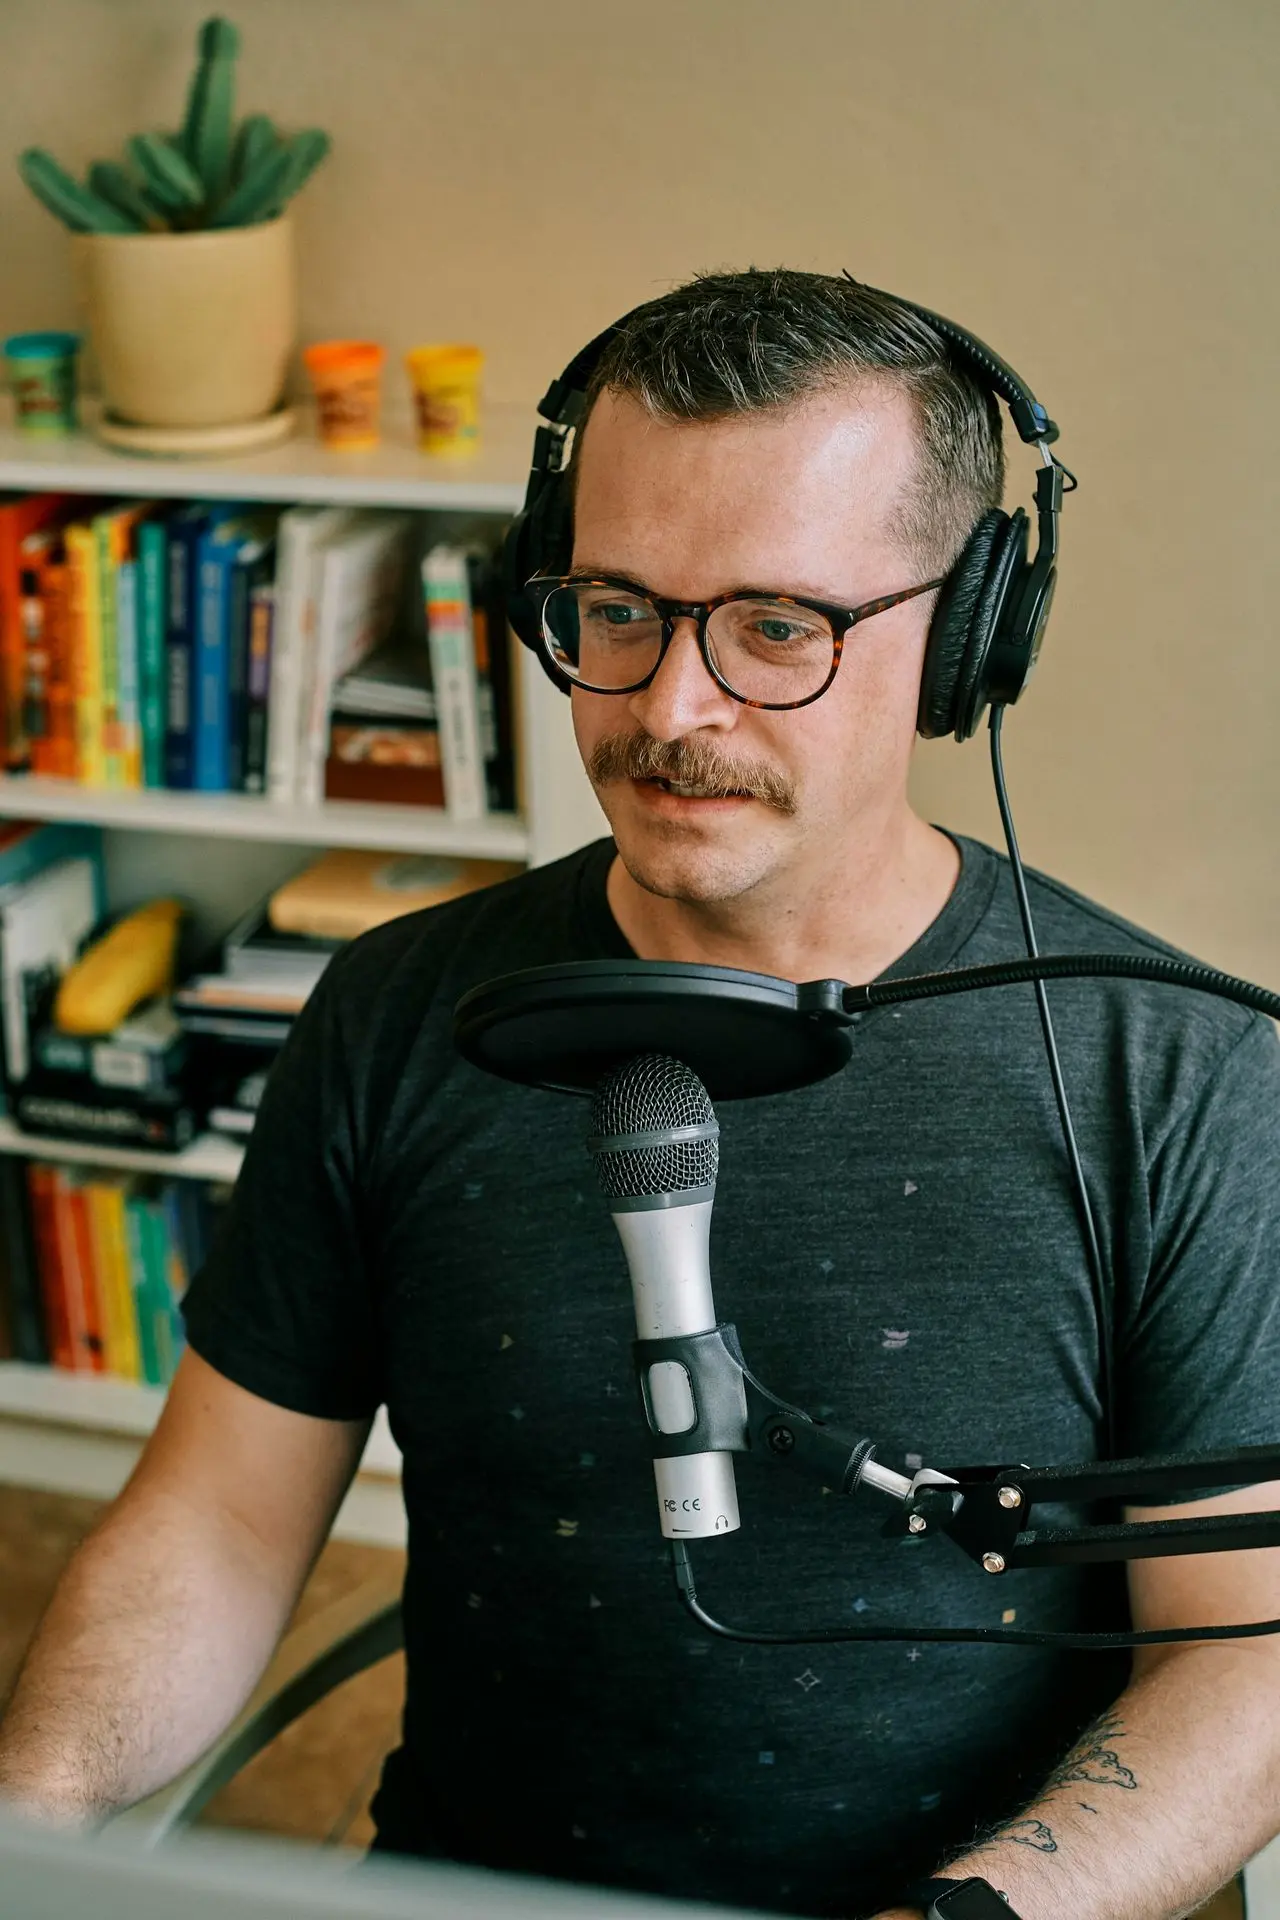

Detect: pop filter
[452, 959, 853, 1099]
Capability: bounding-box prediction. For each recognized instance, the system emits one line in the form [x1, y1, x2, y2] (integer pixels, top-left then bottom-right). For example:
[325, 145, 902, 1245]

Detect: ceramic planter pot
[70, 214, 296, 429]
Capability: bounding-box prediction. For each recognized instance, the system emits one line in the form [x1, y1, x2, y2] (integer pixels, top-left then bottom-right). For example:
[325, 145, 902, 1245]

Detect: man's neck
[605, 812, 961, 986]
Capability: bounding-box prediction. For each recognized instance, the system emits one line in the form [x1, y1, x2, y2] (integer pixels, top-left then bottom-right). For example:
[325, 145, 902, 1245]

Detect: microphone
[587, 1054, 741, 1541]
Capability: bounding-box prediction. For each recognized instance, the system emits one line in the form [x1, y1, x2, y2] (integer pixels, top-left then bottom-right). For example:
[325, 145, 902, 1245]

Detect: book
[26, 1159, 72, 1370]
[266, 505, 355, 804]
[228, 534, 276, 792]
[194, 511, 277, 792]
[332, 636, 436, 720]
[136, 516, 169, 789]
[50, 1164, 104, 1372]
[324, 717, 445, 809]
[164, 504, 213, 789]
[140, 1192, 184, 1383]
[297, 511, 411, 805]
[423, 543, 486, 820]
[0, 492, 71, 771]
[95, 502, 151, 788]
[14, 1075, 198, 1152]
[86, 1176, 142, 1380]
[222, 898, 340, 990]
[115, 557, 143, 788]
[268, 848, 521, 941]
[18, 525, 60, 770]
[35, 997, 187, 1095]
[0, 854, 100, 1087]
[29, 549, 76, 779]
[65, 519, 107, 786]
[242, 581, 275, 793]
[0, 1154, 46, 1362]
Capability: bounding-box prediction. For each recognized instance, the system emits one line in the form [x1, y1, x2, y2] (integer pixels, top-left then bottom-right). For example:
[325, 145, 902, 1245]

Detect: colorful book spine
[0, 493, 71, 772]
[30, 554, 75, 779]
[164, 507, 205, 789]
[124, 1190, 163, 1386]
[65, 522, 107, 786]
[242, 582, 275, 794]
[423, 544, 486, 821]
[116, 559, 143, 788]
[142, 1191, 184, 1384]
[95, 514, 122, 785]
[86, 1178, 142, 1381]
[0, 1157, 45, 1363]
[25, 1162, 71, 1370]
[51, 1166, 103, 1372]
[228, 538, 274, 792]
[194, 521, 238, 791]
[137, 518, 168, 788]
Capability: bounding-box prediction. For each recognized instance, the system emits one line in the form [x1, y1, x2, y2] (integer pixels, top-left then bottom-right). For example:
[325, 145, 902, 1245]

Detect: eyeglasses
[528, 572, 946, 711]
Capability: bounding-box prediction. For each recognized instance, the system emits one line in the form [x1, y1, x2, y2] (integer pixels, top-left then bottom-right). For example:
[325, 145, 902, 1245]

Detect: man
[1, 271, 1278, 1920]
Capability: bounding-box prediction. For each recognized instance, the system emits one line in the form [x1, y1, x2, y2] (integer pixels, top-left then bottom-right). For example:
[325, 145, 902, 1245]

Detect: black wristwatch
[904, 1877, 1023, 1920]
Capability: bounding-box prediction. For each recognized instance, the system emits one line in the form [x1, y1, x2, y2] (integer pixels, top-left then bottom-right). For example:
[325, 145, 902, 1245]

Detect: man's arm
[875, 1480, 1280, 1920]
[0, 1349, 370, 1827]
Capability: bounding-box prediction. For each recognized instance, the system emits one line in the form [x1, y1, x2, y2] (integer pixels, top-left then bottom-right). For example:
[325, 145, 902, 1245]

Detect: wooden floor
[0, 1481, 406, 1848]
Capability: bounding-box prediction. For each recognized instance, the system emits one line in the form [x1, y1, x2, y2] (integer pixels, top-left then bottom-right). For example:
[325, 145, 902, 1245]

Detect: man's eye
[589, 601, 650, 627]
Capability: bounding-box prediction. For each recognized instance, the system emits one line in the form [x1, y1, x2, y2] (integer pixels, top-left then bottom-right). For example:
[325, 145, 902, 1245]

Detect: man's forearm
[0, 1487, 298, 1827]
[901, 1647, 1280, 1920]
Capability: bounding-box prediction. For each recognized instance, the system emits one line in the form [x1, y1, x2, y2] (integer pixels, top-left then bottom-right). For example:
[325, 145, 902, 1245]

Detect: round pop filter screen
[452, 959, 853, 1100]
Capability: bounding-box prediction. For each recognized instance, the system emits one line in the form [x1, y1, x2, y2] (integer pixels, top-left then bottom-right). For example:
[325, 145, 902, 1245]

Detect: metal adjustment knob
[982, 1551, 1007, 1574]
[907, 1513, 928, 1535]
[997, 1486, 1022, 1510]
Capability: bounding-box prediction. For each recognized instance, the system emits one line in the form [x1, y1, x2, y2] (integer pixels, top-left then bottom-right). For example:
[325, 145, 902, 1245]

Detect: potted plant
[17, 17, 331, 451]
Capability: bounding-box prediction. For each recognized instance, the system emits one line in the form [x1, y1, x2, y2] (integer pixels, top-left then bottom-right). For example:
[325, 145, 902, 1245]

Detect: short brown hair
[581, 267, 1005, 571]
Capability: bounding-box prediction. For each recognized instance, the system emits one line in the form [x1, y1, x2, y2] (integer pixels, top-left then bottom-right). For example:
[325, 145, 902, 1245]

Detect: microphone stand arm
[635, 1324, 1280, 1573]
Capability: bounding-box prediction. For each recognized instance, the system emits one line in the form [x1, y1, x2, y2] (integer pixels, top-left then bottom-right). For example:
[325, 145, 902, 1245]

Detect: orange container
[405, 343, 483, 455]
[302, 339, 384, 450]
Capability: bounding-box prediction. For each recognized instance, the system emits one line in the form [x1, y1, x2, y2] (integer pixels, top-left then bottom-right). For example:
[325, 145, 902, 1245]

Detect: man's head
[565, 268, 1005, 910]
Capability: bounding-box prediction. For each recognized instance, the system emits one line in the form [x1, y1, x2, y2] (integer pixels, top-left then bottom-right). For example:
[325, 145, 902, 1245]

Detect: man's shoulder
[955, 835, 1273, 1088]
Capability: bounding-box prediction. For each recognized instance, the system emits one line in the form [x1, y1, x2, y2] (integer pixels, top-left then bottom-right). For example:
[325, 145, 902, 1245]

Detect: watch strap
[903, 1875, 1020, 1920]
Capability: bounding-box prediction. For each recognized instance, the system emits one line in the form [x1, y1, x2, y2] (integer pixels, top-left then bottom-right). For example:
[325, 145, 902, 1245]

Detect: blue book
[194, 514, 275, 792]
[115, 559, 141, 787]
[163, 505, 207, 790]
[137, 518, 169, 789]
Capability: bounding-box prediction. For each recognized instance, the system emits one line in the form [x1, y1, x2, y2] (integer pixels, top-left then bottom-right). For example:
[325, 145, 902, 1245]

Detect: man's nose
[627, 619, 737, 741]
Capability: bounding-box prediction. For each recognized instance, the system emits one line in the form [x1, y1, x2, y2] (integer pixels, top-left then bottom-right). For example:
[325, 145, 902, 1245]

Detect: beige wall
[2, 0, 1275, 980]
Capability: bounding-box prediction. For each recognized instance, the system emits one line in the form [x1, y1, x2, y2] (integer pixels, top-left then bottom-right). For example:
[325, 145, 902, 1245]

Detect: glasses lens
[542, 583, 663, 690]
[706, 597, 836, 705]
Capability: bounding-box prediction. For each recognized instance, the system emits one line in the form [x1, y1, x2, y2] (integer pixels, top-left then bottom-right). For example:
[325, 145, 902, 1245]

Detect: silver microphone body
[588, 1057, 742, 1541]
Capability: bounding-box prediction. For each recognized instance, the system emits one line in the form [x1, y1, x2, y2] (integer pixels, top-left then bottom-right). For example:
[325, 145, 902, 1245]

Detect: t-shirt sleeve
[181, 949, 380, 1421]
[1118, 1014, 1280, 1476]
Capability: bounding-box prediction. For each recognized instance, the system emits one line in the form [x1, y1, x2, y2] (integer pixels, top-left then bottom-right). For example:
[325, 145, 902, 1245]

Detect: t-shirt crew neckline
[571, 830, 1001, 988]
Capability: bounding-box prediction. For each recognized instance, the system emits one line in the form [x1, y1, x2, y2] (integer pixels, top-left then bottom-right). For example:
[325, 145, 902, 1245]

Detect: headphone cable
[986, 704, 1115, 1459]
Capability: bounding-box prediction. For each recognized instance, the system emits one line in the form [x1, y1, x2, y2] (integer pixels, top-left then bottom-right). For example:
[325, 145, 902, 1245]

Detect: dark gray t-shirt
[183, 835, 1280, 1918]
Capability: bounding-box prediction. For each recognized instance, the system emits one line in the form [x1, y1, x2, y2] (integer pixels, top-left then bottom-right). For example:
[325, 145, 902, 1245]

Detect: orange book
[0, 493, 72, 769]
[25, 1161, 72, 1370]
[63, 1174, 107, 1373]
[51, 1168, 104, 1372]
[30, 551, 76, 779]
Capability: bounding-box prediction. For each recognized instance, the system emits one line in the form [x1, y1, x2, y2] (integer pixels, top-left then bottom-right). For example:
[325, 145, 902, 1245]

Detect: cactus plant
[16, 15, 330, 234]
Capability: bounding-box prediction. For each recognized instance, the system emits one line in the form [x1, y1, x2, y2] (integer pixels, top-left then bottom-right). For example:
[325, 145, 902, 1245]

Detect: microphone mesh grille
[589, 1054, 719, 1200]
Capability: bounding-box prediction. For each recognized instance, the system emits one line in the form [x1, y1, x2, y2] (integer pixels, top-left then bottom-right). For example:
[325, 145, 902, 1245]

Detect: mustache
[587, 732, 798, 815]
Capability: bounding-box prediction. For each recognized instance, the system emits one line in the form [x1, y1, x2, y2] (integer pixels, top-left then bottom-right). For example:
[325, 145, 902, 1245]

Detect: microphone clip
[632, 1322, 878, 1495]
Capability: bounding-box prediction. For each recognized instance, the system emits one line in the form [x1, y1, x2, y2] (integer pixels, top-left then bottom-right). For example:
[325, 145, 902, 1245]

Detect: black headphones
[502, 280, 1073, 743]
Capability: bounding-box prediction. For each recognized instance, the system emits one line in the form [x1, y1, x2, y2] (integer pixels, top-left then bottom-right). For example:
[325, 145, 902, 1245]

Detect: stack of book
[0, 1154, 224, 1386]
[0, 495, 517, 818]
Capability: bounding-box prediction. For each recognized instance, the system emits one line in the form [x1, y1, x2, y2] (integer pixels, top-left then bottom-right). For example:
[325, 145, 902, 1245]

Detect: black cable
[987, 704, 1115, 1457]
[670, 1542, 1280, 1651]
[845, 955, 1280, 1023]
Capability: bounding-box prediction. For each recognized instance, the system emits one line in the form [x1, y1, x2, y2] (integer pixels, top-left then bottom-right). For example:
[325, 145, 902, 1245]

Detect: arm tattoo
[1045, 1709, 1139, 1795]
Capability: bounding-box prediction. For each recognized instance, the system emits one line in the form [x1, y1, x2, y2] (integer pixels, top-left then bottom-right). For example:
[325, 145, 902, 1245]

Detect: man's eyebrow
[564, 566, 840, 602]
[564, 566, 653, 591]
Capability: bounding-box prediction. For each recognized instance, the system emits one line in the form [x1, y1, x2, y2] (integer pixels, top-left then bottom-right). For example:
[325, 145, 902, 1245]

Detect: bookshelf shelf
[0, 1361, 401, 1474]
[0, 1362, 405, 1544]
[0, 1116, 244, 1182]
[0, 395, 529, 514]
[0, 777, 529, 858]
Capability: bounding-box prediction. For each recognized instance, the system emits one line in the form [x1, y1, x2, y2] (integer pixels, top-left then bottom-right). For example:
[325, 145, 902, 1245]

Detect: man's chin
[605, 792, 788, 905]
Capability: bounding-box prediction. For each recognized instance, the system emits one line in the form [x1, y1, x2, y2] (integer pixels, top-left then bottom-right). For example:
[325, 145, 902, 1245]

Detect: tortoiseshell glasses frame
[527, 572, 946, 711]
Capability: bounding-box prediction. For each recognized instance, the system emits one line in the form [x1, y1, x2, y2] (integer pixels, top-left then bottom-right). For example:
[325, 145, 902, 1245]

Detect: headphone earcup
[503, 472, 575, 658]
[917, 510, 1026, 742]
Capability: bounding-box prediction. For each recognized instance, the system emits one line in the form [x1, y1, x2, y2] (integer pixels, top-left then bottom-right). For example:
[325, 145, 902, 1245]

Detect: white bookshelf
[0, 777, 529, 860]
[0, 391, 602, 1538]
